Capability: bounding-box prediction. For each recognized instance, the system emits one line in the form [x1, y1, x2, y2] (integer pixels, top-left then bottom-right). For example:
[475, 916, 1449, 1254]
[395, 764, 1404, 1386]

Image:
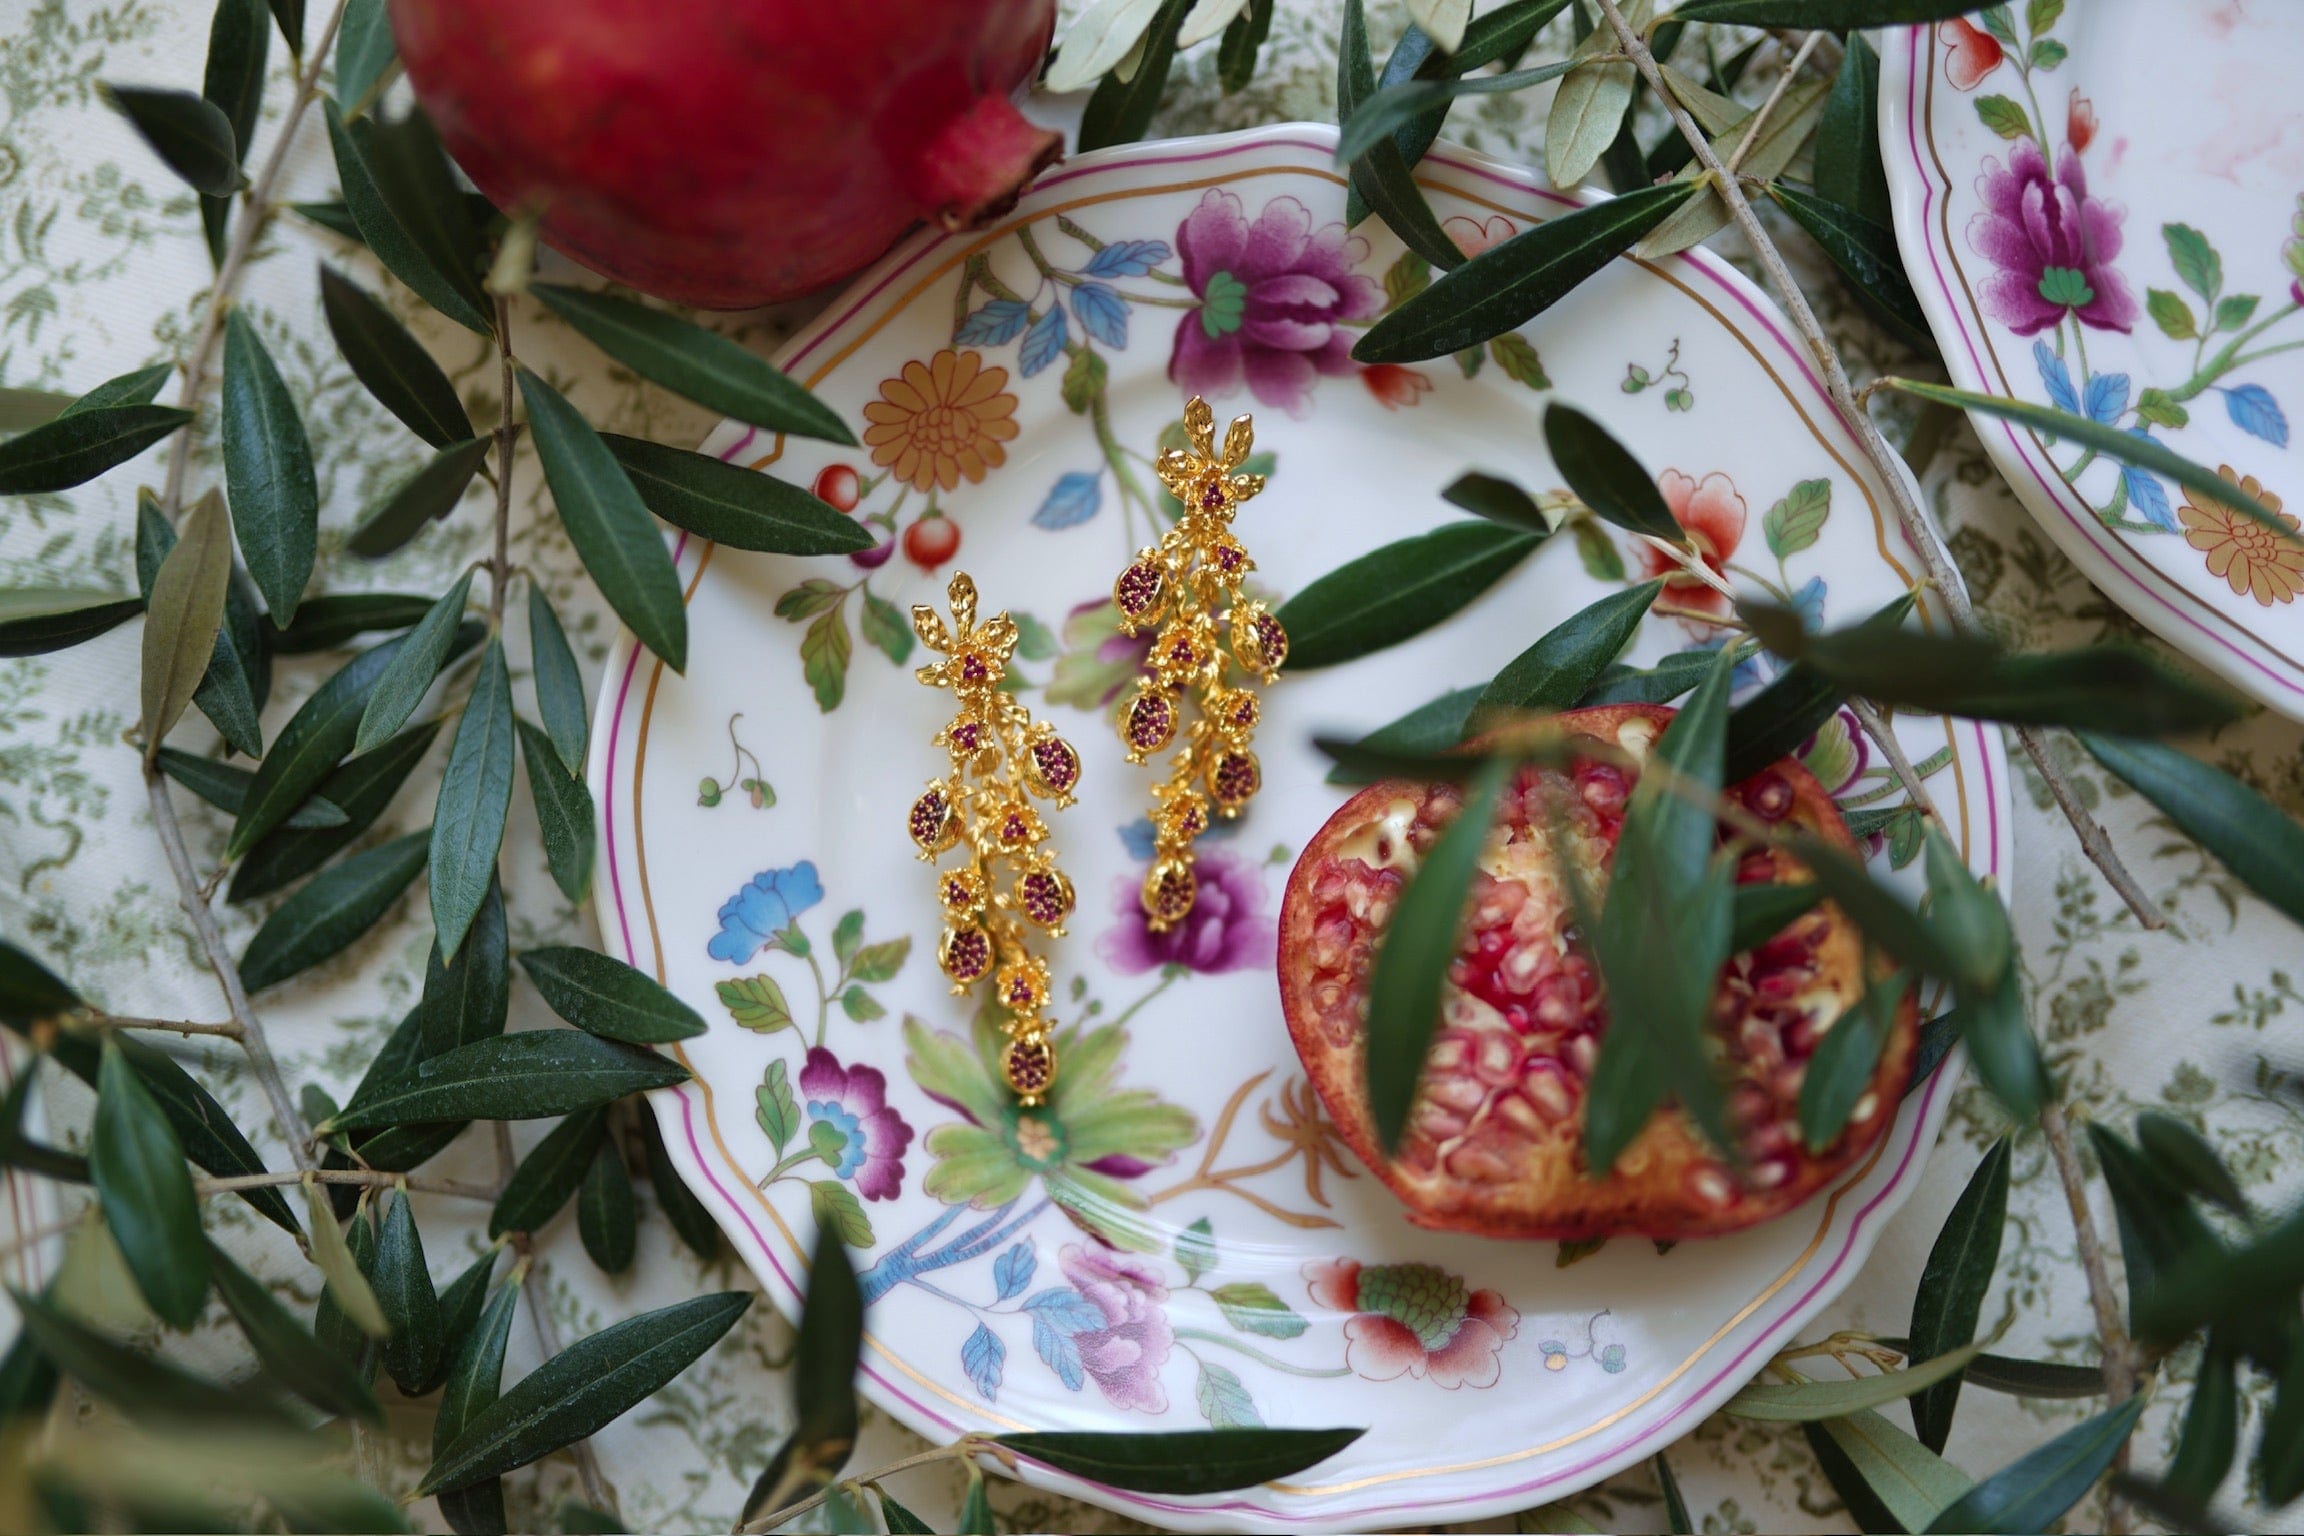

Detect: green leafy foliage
[518, 718, 597, 903]
[239, 830, 429, 993]
[527, 585, 590, 774]
[2080, 732, 2304, 930]
[1723, 1341, 1988, 1422]
[0, 402, 192, 495]
[322, 1031, 689, 1131]
[221, 310, 320, 624]
[320, 264, 474, 448]
[135, 491, 267, 756]
[198, 0, 268, 261]
[324, 101, 494, 336]
[1078, 0, 1193, 151]
[138, 488, 234, 756]
[579, 1137, 637, 1273]
[1364, 760, 1509, 1151]
[419, 1292, 752, 1495]
[1338, 0, 1466, 273]
[90, 1038, 209, 1329]
[520, 368, 687, 672]
[346, 437, 491, 559]
[491, 1109, 608, 1237]
[356, 570, 472, 754]
[519, 946, 705, 1044]
[206, 1239, 381, 1423]
[1797, 970, 1906, 1152]
[373, 1188, 443, 1394]
[534, 286, 853, 443]
[431, 1267, 520, 1530]
[1274, 522, 1542, 670]
[0, 588, 146, 657]
[100, 84, 242, 196]
[1908, 1137, 2011, 1451]
[603, 434, 873, 555]
[229, 719, 442, 901]
[431, 638, 516, 959]
[992, 1427, 1366, 1494]
[1923, 1397, 2145, 1533]
[1544, 403, 1682, 541]
[1473, 580, 1661, 729]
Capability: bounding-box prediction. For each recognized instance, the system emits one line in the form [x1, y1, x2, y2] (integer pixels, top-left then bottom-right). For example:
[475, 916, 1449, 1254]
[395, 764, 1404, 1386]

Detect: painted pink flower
[1969, 137, 2138, 336]
[1099, 846, 1276, 977]
[1939, 17, 2003, 89]
[1360, 362, 1434, 410]
[797, 1046, 913, 1201]
[1306, 1258, 1519, 1389]
[1169, 190, 1384, 417]
[1059, 1244, 1174, 1413]
[1640, 470, 1747, 616]
[2067, 89, 2097, 154]
[1443, 214, 1516, 258]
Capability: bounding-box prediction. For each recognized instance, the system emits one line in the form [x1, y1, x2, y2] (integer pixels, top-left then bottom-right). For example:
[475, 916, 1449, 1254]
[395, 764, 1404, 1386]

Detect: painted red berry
[905, 514, 962, 569]
[813, 463, 862, 512]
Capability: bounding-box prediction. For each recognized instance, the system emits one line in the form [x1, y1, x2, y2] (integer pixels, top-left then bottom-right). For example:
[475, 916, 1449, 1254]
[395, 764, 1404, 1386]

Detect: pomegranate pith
[1279, 703, 1915, 1242]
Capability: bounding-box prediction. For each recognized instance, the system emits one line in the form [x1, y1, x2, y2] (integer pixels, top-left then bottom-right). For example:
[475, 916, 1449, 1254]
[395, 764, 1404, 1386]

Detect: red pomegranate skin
[1281, 703, 1916, 1242]
[391, 0, 1062, 309]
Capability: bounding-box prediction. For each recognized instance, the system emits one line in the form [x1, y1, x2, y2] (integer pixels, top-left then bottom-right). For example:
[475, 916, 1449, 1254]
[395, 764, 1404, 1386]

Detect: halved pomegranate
[1281, 703, 1915, 1241]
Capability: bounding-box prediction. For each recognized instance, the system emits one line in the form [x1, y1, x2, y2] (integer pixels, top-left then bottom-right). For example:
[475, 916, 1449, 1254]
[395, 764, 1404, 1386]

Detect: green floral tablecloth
[3, 1, 2300, 1531]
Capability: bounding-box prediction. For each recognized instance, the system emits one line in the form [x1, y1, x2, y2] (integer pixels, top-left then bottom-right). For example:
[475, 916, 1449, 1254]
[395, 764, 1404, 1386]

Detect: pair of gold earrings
[906, 398, 1287, 1104]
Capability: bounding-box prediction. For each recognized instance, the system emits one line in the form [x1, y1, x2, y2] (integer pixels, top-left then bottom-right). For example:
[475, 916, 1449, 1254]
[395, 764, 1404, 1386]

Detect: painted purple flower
[798, 1046, 912, 1201]
[1168, 190, 1384, 417]
[1968, 137, 2137, 336]
[1058, 1243, 1173, 1413]
[1098, 846, 1276, 977]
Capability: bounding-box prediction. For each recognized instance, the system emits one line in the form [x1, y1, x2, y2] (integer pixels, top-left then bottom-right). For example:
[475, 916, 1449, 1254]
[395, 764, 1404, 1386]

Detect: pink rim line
[595, 126, 2003, 1526]
[1893, 27, 2304, 704]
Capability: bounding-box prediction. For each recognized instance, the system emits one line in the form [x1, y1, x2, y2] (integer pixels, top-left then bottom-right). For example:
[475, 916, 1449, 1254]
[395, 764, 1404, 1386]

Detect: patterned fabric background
[1, 1, 2299, 1530]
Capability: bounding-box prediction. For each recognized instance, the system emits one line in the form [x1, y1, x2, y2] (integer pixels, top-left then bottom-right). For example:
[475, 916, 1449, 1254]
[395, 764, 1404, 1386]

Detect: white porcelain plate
[590, 124, 2012, 1533]
[1881, 1, 2304, 716]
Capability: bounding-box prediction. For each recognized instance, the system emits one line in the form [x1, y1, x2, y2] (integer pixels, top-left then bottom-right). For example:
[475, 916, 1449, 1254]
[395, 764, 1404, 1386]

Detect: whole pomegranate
[391, 0, 1062, 309]
[1281, 703, 1915, 1242]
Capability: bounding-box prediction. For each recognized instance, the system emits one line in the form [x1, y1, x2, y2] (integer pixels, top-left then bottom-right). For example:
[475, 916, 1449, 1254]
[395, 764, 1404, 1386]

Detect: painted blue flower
[707, 860, 824, 963]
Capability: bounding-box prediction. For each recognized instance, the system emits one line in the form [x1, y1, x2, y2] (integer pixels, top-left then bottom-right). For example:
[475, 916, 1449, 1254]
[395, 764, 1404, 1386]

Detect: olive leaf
[1365, 759, 1511, 1152]
[1325, 686, 1483, 784]
[90, 1038, 209, 1330]
[603, 434, 874, 555]
[741, 1220, 860, 1523]
[1473, 579, 1662, 729]
[0, 403, 192, 495]
[100, 84, 242, 196]
[1768, 186, 1933, 352]
[1723, 1340, 1988, 1422]
[334, 0, 396, 113]
[1924, 833, 2045, 1120]
[1796, 969, 1907, 1152]
[431, 638, 515, 960]
[1908, 1136, 2012, 1452]
[369, 1188, 441, 1395]
[533, 287, 853, 444]
[207, 1239, 381, 1424]
[269, 591, 440, 652]
[320, 264, 473, 448]
[135, 490, 267, 757]
[430, 1267, 520, 1527]
[1810, 1409, 1974, 1533]
[418, 1292, 752, 1495]
[220, 310, 320, 624]
[198, 0, 267, 263]
[6, 1287, 285, 1427]
[1355, 182, 1697, 363]
[324, 101, 494, 336]
[490, 1109, 607, 1238]
[2079, 732, 2304, 931]
[992, 1427, 1366, 1494]
[320, 1031, 690, 1131]
[1922, 1397, 2145, 1534]
[1338, 0, 1465, 273]
[1730, 880, 1823, 956]
[308, 1187, 388, 1352]
[2134, 1110, 2250, 1217]
[519, 946, 706, 1045]
[346, 437, 491, 559]
[2167, 1332, 2238, 1506]
[527, 585, 590, 774]
[1440, 470, 1549, 534]
[1724, 592, 1916, 783]
[1344, 0, 1570, 213]
[579, 1136, 637, 1273]
[1078, 0, 1192, 151]
[239, 830, 430, 993]
[518, 718, 596, 903]
[1546, 8, 1638, 188]
[139, 488, 235, 758]
[1274, 522, 1542, 670]
[230, 719, 443, 901]
[519, 368, 688, 672]
[1046, 0, 1170, 92]
[355, 570, 472, 754]
[0, 588, 147, 657]
[1336, 59, 1576, 166]
[1544, 402, 1682, 542]
[2087, 1125, 2222, 1337]
[640, 1106, 720, 1261]
[425, 1246, 500, 1398]
[1678, 0, 2028, 19]
[1215, 0, 1274, 92]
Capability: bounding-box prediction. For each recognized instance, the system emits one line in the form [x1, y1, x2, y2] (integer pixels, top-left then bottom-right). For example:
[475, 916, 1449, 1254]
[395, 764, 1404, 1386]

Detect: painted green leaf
[1276, 522, 1541, 671]
[534, 287, 853, 443]
[221, 310, 320, 624]
[720, 974, 795, 1034]
[418, 1292, 752, 1495]
[519, 368, 687, 672]
[756, 1058, 799, 1153]
[320, 264, 473, 447]
[238, 830, 429, 993]
[1209, 1282, 1309, 1340]
[810, 1179, 874, 1247]
[322, 1031, 689, 1131]
[519, 946, 705, 1044]
[603, 434, 872, 554]
[90, 1038, 209, 1330]
[100, 84, 242, 196]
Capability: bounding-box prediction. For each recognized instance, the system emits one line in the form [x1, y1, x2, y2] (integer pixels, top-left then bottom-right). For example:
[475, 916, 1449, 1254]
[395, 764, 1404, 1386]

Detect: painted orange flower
[2179, 465, 2304, 607]
[1443, 214, 1516, 258]
[1360, 363, 1433, 410]
[1640, 469, 1748, 615]
[861, 349, 1019, 493]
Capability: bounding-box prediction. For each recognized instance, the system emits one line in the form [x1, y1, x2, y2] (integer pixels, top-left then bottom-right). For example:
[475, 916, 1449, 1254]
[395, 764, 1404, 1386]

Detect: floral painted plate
[589, 124, 2013, 1532]
[1881, 2, 2304, 717]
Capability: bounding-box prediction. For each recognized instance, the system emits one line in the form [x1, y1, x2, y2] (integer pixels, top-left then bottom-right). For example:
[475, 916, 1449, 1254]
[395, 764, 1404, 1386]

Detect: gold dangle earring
[1109, 397, 1286, 933]
[908, 572, 1082, 1106]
